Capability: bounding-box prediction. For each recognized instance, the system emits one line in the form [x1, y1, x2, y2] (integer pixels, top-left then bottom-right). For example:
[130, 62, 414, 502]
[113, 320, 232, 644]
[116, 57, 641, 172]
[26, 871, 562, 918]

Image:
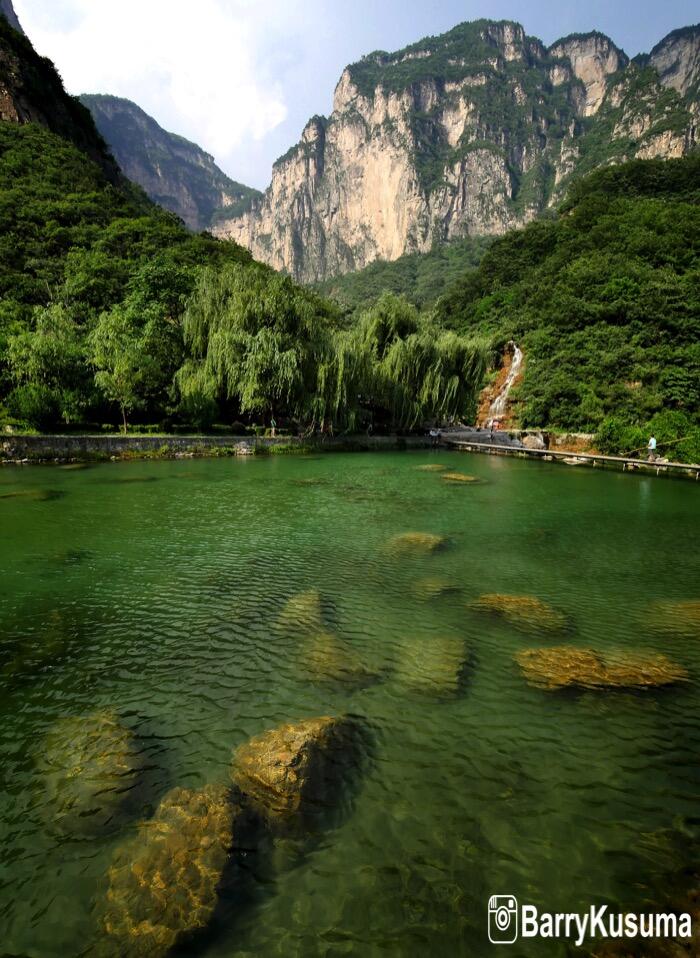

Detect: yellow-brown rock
[100, 782, 234, 958]
[412, 576, 461, 600]
[470, 593, 567, 634]
[37, 709, 138, 832]
[275, 589, 325, 636]
[384, 532, 448, 556]
[516, 646, 688, 691]
[300, 630, 374, 685]
[231, 717, 348, 822]
[650, 600, 700, 639]
[441, 472, 480, 483]
[395, 637, 468, 697]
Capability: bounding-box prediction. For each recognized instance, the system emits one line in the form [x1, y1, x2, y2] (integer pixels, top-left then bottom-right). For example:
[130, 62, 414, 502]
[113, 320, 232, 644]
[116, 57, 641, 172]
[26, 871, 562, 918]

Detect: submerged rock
[275, 590, 326, 635]
[415, 464, 446, 472]
[412, 576, 461, 601]
[384, 532, 449, 556]
[100, 782, 235, 958]
[231, 716, 355, 824]
[0, 488, 64, 501]
[470, 593, 567, 634]
[650, 600, 700, 639]
[300, 630, 376, 686]
[516, 646, 688, 691]
[37, 710, 139, 832]
[441, 472, 480, 483]
[395, 637, 468, 698]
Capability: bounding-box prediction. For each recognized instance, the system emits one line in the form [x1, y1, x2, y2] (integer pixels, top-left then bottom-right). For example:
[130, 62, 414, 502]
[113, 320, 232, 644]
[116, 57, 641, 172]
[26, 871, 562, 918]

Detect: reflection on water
[0, 451, 699, 957]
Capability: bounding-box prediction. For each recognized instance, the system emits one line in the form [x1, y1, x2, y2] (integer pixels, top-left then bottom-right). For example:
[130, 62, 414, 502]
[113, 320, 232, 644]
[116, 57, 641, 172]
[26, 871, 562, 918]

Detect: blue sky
[12, 0, 697, 189]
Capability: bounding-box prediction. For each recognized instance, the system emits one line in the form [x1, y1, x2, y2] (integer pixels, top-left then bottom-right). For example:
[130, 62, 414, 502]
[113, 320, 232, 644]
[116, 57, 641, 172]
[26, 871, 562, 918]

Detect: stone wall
[1, 433, 432, 464]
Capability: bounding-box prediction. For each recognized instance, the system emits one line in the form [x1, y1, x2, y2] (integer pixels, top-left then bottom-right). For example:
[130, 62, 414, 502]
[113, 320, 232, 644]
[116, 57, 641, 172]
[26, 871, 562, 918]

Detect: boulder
[275, 590, 325, 636]
[415, 464, 446, 472]
[516, 646, 688, 690]
[231, 717, 353, 823]
[395, 637, 468, 697]
[37, 709, 139, 832]
[412, 576, 461, 600]
[300, 630, 376, 686]
[384, 532, 448, 556]
[522, 433, 546, 450]
[470, 593, 567, 634]
[100, 783, 234, 958]
[650, 600, 700, 639]
[441, 472, 480, 483]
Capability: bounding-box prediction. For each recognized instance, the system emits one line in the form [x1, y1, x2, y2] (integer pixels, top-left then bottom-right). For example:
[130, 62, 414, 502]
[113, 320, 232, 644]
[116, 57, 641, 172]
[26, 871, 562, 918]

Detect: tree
[88, 308, 151, 432]
[178, 263, 338, 426]
[6, 304, 87, 426]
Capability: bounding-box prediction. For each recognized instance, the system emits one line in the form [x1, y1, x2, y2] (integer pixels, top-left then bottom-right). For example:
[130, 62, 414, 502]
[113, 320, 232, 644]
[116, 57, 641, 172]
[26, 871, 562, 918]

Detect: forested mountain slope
[81, 95, 260, 232]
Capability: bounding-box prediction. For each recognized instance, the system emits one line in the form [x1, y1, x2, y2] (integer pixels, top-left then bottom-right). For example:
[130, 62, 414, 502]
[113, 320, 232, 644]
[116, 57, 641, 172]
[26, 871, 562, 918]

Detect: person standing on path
[647, 435, 657, 461]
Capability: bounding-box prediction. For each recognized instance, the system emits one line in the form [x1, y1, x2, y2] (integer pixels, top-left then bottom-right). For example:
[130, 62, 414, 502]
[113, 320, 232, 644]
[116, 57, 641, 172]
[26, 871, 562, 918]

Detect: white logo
[488, 895, 518, 944]
[486, 897, 693, 946]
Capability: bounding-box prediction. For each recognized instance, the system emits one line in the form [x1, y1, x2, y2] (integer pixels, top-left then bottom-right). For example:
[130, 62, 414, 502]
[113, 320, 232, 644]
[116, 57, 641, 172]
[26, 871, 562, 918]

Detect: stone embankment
[1, 433, 432, 464]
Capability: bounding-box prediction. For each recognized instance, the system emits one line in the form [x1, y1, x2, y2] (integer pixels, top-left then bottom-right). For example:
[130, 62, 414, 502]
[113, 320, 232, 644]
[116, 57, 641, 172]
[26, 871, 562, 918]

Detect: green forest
[435, 155, 700, 461]
[0, 104, 698, 458]
[0, 122, 486, 436]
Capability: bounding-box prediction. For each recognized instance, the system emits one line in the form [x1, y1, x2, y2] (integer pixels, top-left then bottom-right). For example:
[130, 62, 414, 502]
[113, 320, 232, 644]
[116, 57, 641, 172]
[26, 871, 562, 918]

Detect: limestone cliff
[0, 0, 23, 36]
[214, 19, 699, 282]
[81, 95, 260, 231]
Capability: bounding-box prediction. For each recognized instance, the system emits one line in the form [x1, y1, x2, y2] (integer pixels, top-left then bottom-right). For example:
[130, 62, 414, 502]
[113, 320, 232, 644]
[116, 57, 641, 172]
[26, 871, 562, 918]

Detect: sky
[12, 0, 698, 190]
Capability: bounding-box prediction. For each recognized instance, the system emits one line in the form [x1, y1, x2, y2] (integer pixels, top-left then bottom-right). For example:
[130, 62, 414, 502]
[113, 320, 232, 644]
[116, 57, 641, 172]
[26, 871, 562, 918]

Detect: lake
[1, 450, 699, 957]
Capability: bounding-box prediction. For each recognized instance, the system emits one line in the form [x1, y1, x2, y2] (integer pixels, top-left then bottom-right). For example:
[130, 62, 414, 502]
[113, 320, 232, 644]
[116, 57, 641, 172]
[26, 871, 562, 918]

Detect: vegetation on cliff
[0, 122, 486, 434]
[81, 94, 261, 232]
[434, 155, 700, 456]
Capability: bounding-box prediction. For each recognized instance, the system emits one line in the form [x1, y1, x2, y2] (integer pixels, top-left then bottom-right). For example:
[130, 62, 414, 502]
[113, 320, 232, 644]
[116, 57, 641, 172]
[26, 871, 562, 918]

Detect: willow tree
[177, 263, 340, 425]
[357, 294, 488, 430]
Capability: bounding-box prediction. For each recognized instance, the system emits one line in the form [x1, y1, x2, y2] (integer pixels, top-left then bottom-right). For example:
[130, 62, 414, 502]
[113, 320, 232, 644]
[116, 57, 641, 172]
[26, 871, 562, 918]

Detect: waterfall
[487, 342, 523, 425]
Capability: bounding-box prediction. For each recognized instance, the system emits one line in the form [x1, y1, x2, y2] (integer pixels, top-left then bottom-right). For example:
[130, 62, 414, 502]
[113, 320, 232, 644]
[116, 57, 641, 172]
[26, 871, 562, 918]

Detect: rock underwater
[470, 593, 568, 634]
[36, 709, 139, 833]
[516, 646, 688, 691]
[384, 532, 449, 556]
[394, 636, 469, 698]
[231, 716, 362, 826]
[100, 783, 235, 958]
[412, 576, 462, 601]
[299, 629, 377, 687]
[649, 599, 700, 639]
[275, 589, 326, 635]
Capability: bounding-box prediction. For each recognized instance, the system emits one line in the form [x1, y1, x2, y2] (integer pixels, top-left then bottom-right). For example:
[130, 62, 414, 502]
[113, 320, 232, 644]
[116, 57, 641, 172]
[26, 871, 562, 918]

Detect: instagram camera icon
[488, 895, 519, 944]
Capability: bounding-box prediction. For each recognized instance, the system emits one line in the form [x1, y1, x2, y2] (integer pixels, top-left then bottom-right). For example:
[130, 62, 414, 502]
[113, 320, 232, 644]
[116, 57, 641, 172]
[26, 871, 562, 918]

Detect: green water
[1, 451, 699, 957]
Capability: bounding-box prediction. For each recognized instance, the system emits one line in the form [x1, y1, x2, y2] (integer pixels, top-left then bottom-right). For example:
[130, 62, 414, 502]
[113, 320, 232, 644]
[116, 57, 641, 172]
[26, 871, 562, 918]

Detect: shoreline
[2, 432, 698, 480]
[448, 438, 700, 482]
[0, 433, 433, 465]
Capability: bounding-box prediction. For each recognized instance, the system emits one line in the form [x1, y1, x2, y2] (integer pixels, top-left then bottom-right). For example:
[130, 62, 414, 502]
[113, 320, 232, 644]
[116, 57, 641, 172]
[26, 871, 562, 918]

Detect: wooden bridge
[444, 438, 700, 481]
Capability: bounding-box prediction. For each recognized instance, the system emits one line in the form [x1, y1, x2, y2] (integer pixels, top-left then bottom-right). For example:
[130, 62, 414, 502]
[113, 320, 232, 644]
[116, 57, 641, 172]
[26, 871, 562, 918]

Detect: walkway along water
[444, 437, 700, 481]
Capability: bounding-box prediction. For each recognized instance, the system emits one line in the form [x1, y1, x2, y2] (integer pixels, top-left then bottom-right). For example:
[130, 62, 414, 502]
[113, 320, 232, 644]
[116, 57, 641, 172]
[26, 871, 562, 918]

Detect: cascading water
[487, 342, 523, 426]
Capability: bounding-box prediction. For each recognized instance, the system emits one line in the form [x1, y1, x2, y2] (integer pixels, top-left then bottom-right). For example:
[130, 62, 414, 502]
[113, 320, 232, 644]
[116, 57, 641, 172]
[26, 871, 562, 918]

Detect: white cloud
[13, 0, 292, 177]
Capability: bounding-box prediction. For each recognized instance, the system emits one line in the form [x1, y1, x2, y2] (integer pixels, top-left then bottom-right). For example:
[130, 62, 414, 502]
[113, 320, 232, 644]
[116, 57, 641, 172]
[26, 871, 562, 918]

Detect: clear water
[1, 451, 699, 957]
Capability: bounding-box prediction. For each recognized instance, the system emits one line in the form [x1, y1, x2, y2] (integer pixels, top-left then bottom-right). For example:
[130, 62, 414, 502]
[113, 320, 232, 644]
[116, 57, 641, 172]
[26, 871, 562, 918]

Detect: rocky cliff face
[81, 95, 260, 231]
[0, 15, 119, 179]
[214, 19, 700, 282]
[0, 0, 23, 36]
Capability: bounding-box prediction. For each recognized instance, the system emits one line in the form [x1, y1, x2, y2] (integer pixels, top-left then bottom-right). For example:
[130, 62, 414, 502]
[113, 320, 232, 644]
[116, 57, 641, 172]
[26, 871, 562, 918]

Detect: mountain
[0, 14, 119, 179]
[213, 19, 700, 283]
[81, 94, 261, 232]
[0, 0, 23, 35]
